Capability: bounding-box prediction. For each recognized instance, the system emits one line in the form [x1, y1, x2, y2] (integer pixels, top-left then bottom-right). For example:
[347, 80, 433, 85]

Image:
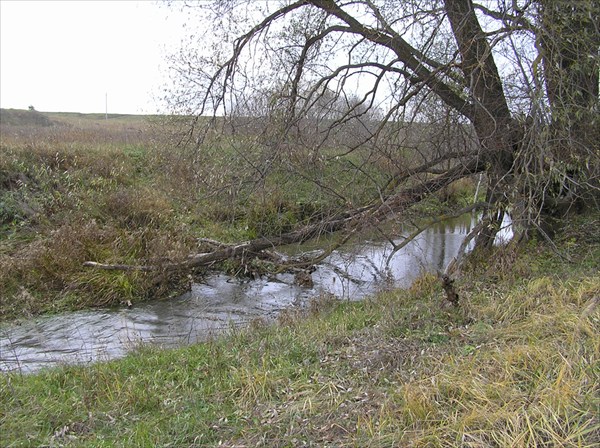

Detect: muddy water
[0, 215, 511, 373]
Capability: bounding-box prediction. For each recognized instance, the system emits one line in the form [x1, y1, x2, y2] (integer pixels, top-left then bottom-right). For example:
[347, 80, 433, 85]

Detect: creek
[0, 214, 512, 373]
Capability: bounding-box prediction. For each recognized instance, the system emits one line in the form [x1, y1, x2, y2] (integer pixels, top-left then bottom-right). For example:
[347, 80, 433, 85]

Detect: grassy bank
[1, 214, 598, 446]
[1, 110, 199, 318]
[1, 109, 478, 320]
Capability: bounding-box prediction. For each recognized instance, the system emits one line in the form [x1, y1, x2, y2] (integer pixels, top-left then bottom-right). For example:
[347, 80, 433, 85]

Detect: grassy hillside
[1, 214, 598, 446]
[1, 109, 478, 320]
[0, 108, 153, 127]
[0, 109, 56, 127]
[1, 110, 189, 318]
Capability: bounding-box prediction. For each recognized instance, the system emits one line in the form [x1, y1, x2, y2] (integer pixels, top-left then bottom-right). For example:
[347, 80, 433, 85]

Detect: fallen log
[84, 157, 484, 276]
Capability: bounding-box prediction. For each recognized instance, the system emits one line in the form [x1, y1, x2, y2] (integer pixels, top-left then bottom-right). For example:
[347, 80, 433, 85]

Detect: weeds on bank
[1, 220, 598, 446]
[0, 117, 199, 317]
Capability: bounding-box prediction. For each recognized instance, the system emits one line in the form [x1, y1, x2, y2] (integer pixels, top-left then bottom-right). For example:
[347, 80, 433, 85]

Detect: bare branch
[308, 0, 475, 119]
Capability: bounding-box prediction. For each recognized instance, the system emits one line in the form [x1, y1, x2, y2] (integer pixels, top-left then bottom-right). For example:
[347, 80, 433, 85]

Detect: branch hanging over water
[444, 220, 486, 277]
[83, 157, 484, 277]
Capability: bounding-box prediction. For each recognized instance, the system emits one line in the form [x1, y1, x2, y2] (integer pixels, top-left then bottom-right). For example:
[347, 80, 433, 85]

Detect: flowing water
[0, 214, 512, 373]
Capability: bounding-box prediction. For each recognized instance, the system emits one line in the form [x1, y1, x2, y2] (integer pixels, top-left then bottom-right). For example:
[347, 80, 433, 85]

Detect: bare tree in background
[129, 0, 598, 276]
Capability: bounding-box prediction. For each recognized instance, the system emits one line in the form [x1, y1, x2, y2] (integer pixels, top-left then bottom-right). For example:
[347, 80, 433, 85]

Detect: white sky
[0, 0, 189, 114]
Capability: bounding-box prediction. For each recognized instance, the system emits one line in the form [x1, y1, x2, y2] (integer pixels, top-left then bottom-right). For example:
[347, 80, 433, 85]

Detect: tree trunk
[444, 0, 518, 247]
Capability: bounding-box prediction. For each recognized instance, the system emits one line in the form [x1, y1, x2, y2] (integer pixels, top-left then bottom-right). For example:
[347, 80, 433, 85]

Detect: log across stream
[0, 214, 512, 373]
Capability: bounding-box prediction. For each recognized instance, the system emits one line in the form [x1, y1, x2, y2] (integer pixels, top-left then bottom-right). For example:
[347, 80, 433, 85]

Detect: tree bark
[445, 0, 518, 247]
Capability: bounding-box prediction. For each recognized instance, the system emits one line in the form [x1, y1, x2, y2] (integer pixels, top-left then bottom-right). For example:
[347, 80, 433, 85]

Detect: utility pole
[105, 93, 108, 120]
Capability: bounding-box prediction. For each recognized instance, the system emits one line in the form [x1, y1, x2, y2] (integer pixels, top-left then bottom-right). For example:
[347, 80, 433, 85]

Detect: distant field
[0, 108, 157, 130]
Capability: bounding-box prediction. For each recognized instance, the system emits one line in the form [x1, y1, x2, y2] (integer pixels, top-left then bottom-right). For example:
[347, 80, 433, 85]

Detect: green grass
[1, 216, 599, 446]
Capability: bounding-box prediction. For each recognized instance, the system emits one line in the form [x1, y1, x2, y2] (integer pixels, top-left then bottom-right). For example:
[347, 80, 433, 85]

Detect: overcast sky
[0, 0, 189, 114]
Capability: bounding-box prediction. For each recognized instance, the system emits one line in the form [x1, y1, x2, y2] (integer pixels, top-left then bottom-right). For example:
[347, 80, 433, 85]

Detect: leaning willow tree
[135, 0, 598, 277]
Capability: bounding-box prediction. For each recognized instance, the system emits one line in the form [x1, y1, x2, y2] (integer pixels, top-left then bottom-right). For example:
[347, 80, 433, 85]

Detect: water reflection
[1, 214, 507, 373]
